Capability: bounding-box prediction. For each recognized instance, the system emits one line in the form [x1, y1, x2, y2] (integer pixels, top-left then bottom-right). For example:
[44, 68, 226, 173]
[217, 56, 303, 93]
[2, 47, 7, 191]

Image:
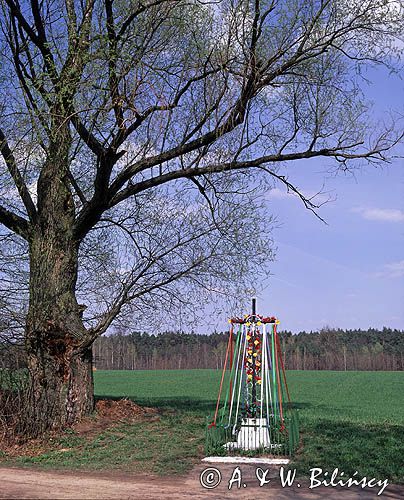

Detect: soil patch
[1, 399, 158, 457]
[73, 398, 158, 437]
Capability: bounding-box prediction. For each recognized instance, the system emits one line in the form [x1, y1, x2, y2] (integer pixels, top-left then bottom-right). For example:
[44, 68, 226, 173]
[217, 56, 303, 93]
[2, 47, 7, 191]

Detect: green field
[3, 369, 404, 480]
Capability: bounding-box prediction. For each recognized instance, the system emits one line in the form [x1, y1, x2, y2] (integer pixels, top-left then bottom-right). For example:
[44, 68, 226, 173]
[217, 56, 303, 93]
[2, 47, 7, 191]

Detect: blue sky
[256, 67, 404, 333]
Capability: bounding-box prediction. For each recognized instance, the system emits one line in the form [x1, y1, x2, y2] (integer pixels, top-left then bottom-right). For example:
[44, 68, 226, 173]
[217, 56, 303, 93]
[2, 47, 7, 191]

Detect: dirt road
[0, 463, 402, 499]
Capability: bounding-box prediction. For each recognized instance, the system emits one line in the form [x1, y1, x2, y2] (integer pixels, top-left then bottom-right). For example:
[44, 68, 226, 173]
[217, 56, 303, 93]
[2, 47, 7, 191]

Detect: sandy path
[0, 464, 402, 499]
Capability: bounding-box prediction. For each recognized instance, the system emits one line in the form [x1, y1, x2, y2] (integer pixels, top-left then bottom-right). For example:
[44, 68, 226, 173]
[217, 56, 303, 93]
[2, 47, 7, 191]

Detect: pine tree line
[92, 328, 404, 371]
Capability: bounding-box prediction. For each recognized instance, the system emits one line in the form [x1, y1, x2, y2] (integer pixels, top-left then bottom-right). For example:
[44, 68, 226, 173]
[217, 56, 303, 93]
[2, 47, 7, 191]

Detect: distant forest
[93, 327, 404, 371]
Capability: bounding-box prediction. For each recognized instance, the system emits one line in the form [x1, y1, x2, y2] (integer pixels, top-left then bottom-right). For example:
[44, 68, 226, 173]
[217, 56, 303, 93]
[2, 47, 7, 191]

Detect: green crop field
[3, 369, 404, 481]
[94, 369, 404, 481]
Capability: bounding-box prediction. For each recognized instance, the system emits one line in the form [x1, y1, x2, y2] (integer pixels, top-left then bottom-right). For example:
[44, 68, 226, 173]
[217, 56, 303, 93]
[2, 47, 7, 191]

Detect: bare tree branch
[0, 128, 37, 222]
[0, 204, 30, 239]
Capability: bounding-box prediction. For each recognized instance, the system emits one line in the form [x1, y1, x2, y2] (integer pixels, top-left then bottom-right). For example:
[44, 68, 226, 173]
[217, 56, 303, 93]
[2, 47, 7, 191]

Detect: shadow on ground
[95, 395, 404, 483]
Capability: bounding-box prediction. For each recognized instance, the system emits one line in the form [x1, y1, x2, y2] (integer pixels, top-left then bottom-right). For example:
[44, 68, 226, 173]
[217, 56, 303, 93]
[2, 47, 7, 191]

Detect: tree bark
[23, 122, 94, 436]
[24, 230, 94, 435]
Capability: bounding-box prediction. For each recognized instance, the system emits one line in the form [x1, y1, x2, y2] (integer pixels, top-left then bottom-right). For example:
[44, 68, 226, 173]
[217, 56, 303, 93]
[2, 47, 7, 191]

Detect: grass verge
[0, 370, 403, 482]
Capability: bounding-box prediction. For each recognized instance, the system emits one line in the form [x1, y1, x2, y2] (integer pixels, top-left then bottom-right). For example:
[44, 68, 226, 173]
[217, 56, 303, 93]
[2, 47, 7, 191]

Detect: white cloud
[267, 187, 333, 205]
[27, 181, 37, 204]
[352, 207, 404, 223]
[266, 187, 294, 200]
[375, 260, 404, 279]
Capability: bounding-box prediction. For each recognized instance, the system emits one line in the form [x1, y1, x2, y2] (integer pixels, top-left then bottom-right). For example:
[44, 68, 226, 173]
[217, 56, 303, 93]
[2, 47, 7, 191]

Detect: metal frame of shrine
[206, 299, 299, 456]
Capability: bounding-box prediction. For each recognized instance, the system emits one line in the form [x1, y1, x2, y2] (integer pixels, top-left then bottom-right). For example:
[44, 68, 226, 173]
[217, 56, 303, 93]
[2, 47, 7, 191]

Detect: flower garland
[230, 314, 278, 325]
[244, 330, 262, 385]
[242, 327, 263, 418]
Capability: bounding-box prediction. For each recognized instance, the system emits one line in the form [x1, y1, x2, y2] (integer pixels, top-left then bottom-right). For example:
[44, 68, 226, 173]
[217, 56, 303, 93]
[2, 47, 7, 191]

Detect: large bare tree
[0, 0, 402, 435]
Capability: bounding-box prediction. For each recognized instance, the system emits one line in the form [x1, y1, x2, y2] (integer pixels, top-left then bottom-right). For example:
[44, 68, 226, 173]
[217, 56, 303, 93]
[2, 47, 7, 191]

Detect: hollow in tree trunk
[24, 234, 95, 436]
[23, 126, 95, 437]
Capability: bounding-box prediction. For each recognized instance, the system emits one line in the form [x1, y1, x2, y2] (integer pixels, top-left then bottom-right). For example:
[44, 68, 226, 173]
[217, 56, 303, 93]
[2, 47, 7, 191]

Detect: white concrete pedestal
[224, 418, 271, 450]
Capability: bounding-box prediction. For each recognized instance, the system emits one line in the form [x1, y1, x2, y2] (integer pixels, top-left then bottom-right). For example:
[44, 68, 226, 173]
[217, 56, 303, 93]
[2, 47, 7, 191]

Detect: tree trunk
[24, 232, 94, 436]
[23, 122, 94, 437]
